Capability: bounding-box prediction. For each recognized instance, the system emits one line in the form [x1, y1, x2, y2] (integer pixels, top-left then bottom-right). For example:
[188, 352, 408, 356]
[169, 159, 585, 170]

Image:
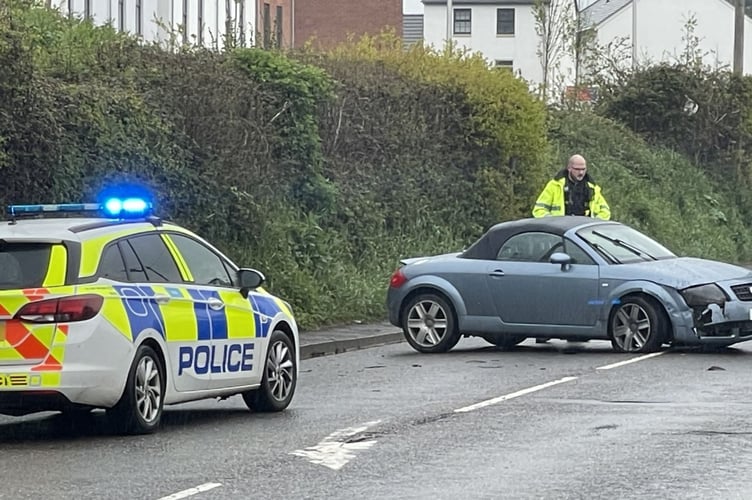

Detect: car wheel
[402, 293, 460, 353]
[243, 330, 296, 412]
[483, 335, 526, 350]
[107, 344, 164, 435]
[609, 296, 667, 353]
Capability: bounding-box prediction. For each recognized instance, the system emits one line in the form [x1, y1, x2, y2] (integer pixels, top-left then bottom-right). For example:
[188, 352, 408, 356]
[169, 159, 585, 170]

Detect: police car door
[116, 235, 210, 393]
[165, 234, 260, 391]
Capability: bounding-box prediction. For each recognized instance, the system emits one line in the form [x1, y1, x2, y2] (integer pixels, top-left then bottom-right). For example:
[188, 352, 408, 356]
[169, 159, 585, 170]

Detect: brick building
[257, 0, 293, 48]
[292, 0, 402, 48]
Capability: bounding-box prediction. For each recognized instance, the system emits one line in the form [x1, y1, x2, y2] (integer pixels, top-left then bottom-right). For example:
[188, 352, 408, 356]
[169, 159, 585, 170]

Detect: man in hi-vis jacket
[532, 154, 611, 220]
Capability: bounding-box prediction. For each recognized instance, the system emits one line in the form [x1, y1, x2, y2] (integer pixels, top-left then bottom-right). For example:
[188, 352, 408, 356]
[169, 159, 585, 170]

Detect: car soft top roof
[460, 216, 615, 260]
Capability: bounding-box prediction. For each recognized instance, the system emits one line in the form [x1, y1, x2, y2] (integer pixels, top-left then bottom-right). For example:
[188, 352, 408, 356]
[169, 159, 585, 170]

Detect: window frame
[496, 8, 515, 35]
[453, 8, 471, 36]
[496, 232, 564, 263]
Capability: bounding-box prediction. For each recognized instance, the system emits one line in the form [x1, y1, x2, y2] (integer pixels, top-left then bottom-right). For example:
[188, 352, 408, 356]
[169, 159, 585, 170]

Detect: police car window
[98, 244, 128, 281]
[169, 234, 233, 287]
[497, 232, 563, 262]
[120, 241, 147, 282]
[564, 238, 596, 265]
[126, 235, 182, 283]
[0, 243, 50, 290]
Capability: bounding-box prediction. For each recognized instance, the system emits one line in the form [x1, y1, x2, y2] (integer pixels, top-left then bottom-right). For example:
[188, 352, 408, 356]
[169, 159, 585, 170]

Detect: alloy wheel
[266, 340, 295, 402]
[612, 303, 652, 352]
[406, 299, 449, 348]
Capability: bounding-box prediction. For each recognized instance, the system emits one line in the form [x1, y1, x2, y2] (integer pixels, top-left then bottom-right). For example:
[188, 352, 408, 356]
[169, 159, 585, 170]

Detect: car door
[165, 233, 260, 391]
[99, 235, 208, 393]
[486, 232, 600, 326]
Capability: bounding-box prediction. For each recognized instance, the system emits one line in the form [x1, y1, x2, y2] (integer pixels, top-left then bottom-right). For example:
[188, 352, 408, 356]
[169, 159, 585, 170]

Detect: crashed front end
[680, 281, 752, 343]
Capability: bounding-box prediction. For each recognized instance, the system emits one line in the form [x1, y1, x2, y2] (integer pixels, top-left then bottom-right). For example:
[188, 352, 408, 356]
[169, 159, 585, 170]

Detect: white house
[582, 0, 752, 74]
[421, 0, 576, 93]
[55, 0, 255, 48]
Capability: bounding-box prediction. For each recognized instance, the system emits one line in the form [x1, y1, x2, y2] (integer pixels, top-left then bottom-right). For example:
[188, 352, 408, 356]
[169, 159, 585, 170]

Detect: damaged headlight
[679, 283, 728, 308]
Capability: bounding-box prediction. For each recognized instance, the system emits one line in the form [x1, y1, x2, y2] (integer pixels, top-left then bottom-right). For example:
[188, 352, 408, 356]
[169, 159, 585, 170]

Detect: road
[2, 337, 752, 499]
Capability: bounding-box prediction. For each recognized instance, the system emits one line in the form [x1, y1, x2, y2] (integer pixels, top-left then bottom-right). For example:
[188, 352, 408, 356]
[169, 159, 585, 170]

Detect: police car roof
[0, 217, 179, 242]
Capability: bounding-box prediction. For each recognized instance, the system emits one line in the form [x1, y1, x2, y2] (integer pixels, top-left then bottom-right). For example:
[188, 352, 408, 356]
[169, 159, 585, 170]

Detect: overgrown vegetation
[2, 1, 752, 329]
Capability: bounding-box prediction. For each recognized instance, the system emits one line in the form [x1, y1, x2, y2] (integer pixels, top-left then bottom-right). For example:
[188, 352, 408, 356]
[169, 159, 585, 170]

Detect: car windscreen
[0, 243, 52, 290]
[576, 224, 676, 264]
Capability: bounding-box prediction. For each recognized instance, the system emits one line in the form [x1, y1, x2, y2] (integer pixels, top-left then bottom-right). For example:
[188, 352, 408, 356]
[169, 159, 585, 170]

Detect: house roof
[422, 0, 539, 5]
[580, 0, 631, 26]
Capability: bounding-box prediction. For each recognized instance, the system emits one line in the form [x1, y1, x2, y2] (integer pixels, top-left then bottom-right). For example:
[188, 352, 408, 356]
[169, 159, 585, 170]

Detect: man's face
[568, 160, 587, 182]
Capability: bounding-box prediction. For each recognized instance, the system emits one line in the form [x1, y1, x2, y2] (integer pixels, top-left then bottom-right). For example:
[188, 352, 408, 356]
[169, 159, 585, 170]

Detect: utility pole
[631, 0, 637, 68]
[446, 0, 454, 44]
[734, 0, 744, 75]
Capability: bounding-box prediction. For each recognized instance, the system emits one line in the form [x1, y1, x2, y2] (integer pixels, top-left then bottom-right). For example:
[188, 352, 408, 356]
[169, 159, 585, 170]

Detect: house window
[453, 9, 471, 35]
[263, 3, 271, 48]
[197, 0, 204, 44]
[135, 0, 142, 35]
[275, 5, 283, 48]
[118, 0, 125, 31]
[497, 8, 515, 35]
[494, 60, 514, 71]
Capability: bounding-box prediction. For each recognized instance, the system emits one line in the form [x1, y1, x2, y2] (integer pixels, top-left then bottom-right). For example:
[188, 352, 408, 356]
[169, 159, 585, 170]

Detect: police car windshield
[0, 243, 52, 290]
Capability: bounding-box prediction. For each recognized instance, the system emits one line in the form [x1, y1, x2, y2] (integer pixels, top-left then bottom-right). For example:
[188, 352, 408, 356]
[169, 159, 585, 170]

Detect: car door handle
[489, 269, 505, 277]
[207, 297, 225, 310]
[153, 295, 171, 304]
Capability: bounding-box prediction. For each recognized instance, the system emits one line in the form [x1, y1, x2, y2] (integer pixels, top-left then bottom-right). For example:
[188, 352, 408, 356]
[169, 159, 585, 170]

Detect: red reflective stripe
[5, 321, 49, 359]
[23, 288, 50, 302]
[31, 355, 62, 371]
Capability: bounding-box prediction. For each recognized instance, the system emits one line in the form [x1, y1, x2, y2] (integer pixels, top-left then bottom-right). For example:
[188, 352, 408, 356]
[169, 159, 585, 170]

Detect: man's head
[567, 154, 587, 183]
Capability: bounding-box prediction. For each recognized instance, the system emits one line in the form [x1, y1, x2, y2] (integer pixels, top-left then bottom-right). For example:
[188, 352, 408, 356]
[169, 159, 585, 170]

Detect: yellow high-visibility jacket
[532, 174, 611, 220]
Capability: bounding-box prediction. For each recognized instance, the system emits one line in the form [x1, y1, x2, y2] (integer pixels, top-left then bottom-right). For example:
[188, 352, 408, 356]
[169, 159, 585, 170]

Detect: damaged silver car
[386, 216, 752, 354]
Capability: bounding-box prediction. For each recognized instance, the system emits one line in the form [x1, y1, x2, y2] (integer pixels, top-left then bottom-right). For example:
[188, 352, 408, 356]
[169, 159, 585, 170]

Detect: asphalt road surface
[2, 337, 752, 500]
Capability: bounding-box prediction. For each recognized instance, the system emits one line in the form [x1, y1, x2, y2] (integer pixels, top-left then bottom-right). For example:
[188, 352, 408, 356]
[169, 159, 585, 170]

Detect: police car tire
[242, 330, 296, 413]
[108, 344, 165, 435]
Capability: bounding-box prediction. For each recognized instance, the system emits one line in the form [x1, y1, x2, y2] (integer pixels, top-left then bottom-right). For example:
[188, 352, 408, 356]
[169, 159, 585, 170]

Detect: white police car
[0, 197, 299, 434]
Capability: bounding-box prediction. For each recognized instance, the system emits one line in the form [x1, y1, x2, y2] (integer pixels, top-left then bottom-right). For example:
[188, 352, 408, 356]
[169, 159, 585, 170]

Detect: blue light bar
[6, 198, 153, 219]
[6, 203, 101, 216]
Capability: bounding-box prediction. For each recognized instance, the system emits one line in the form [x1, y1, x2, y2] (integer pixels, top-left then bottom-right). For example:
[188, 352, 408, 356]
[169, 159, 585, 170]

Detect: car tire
[107, 344, 165, 435]
[483, 335, 526, 350]
[243, 329, 297, 412]
[609, 295, 667, 353]
[402, 293, 460, 353]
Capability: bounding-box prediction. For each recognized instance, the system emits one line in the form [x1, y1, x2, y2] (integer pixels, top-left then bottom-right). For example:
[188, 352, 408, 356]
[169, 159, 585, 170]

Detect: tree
[533, 0, 575, 101]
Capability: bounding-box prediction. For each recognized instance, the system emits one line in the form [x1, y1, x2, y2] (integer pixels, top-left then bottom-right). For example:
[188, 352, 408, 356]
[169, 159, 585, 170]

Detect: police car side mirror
[238, 268, 265, 297]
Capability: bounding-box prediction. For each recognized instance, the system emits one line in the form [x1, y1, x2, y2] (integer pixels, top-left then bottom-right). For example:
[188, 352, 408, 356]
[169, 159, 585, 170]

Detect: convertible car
[386, 216, 752, 353]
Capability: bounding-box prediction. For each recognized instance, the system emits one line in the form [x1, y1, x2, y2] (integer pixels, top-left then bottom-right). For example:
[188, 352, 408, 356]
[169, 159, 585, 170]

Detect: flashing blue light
[102, 197, 152, 218]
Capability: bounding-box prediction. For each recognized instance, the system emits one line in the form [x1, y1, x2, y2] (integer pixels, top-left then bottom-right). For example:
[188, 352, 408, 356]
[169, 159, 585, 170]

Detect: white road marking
[454, 376, 579, 413]
[596, 351, 665, 371]
[291, 420, 381, 471]
[157, 483, 222, 500]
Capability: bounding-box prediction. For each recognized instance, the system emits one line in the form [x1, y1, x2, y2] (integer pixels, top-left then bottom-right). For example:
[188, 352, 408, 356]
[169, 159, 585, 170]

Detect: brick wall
[257, 0, 293, 48]
[293, 0, 402, 48]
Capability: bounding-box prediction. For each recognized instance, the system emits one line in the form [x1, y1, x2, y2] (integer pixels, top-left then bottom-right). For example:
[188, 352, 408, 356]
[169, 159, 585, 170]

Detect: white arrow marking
[291, 420, 381, 470]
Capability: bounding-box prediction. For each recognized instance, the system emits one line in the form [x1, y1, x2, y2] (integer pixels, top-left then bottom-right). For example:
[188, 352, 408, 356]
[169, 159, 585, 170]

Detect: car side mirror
[550, 252, 572, 271]
[237, 268, 265, 297]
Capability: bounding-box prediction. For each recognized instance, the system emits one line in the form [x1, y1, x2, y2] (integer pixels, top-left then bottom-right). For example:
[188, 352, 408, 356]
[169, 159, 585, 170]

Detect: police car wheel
[108, 344, 165, 435]
[242, 330, 296, 412]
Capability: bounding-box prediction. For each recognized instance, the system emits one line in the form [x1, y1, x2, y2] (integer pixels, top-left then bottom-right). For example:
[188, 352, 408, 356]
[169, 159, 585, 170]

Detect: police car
[0, 197, 299, 434]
